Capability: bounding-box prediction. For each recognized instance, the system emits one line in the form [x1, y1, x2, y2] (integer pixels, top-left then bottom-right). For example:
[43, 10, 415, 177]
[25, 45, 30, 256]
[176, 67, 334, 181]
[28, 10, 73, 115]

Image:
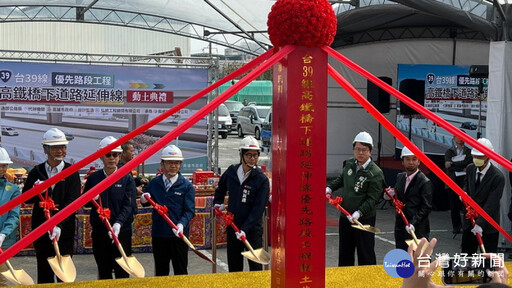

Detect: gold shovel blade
[47, 255, 76, 283]
[115, 255, 145, 278]
[351, 224, 381, 233]
[1, 268, 34, 285]
[241, 248, 271, 265]
[406, 239, 428, 254]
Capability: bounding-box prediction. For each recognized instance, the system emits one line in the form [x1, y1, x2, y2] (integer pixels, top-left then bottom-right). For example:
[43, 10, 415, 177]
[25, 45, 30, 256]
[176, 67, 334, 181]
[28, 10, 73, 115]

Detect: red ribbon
[154, 203, 168, 215]
[394, 199, 405, 214]
[97, 207, 111, 222]
[39, 198, 58, 212]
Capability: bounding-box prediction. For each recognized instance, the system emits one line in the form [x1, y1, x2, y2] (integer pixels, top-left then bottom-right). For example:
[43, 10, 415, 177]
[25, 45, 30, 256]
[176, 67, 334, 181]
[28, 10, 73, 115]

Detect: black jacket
[23, 162, 81, 241]
[84, 169, 136, 234]
[394, 170, 432, 235]
[444, 145, 473, 181]
[464, 163, 505, 234]
[214, 164, 269, 232]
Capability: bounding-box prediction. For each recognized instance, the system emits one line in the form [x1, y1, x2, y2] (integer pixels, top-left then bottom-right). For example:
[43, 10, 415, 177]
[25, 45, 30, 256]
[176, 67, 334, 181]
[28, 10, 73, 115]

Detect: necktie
[475, 172, 481, 189]
[165, 178, 172, 190]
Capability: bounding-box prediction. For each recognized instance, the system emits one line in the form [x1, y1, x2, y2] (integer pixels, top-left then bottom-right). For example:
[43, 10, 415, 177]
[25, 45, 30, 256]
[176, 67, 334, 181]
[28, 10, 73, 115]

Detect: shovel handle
[144, 194, 178, 230]
[214, 207, 247, 241]
[0, 248, 17, 279]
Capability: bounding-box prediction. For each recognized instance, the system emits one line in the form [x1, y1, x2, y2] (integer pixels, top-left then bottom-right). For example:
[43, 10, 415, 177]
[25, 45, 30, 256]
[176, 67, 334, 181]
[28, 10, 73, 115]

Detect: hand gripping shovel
[91, 199, 145, 278]
[214, 207, 270, 265]
[326, 196, 381, 233]
[0, 248, 34, 285]
[383, 188, 420, 248]
[143, 194, 214, 264]
[37, 189, 76, 282]
[462, 201, 486, 253]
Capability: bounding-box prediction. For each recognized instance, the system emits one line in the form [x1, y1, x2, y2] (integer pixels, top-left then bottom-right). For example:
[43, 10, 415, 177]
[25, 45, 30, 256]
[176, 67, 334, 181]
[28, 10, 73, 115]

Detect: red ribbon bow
[329, 196, 343, 206]
[154, 203, 168, 215]
[97, 207, 111, 221]
[394, 199, 405, 213]
[39, 198, 58, 212]
[223, 212, 235, 226]
[465, 206, 479, 220]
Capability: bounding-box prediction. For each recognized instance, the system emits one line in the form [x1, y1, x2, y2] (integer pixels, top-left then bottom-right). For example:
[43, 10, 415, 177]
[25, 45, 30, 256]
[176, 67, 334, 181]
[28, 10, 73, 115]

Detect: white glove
[325, 187, 332, 198]
[173, 223, 184, 237]
[268, 194, 272, 203]
[109, 223, 121, 239]
[140, 192, 151, 204]
[347, 211, 361, 224]
[0, 233, 5, 247]
[49, 226, 61, 241]
[405, 224, 415, 233]
[384, 187, 395, 200]
[235, 230, 246, 241]
[93, 194, 100, 201]
[471, 224, 483, 236]
[214, 203, 225, 211]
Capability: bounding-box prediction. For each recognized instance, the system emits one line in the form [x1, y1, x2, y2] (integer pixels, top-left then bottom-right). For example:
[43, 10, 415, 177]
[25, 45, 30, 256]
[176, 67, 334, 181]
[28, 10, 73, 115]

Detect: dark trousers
[33, 236, 74, 284]
[394, 228, 429, 251]
[448, 176, 465, 231]
[461, 229, 499, 254]
[152, 236, 189, 276]
[92, 229, 132, 279]
[226, 226, 263, 272]
[338, 215, 376, 266]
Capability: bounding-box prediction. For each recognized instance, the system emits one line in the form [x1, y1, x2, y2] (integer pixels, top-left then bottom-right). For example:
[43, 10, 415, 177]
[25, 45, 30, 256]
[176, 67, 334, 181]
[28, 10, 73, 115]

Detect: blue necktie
[165, 178, 172, 190]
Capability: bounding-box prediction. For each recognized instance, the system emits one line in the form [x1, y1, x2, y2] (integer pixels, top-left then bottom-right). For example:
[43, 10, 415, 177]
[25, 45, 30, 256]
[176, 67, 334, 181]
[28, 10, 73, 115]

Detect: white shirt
[356, 158, 372, 172]
[237, 165, 252, 184]
[45, 161, 64, 189]
[404, 169, 420, 192]
[476, 162, 491, 182]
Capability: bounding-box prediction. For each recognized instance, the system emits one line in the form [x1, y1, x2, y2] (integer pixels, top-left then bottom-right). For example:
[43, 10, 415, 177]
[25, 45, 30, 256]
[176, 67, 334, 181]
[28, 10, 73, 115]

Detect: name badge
[175, 191, 182, 196]
[241, 185, 251, 203]
[114, 184, 122, 188]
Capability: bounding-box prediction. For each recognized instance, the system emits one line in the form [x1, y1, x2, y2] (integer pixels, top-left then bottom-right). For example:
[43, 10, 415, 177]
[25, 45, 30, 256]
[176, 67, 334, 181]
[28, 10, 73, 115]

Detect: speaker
[367, 76, 391, 113]
[398, 79, 425, 116]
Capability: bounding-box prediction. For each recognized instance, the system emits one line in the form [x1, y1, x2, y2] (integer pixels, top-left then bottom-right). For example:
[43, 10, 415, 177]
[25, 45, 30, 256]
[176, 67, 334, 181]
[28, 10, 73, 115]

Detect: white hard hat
[353, 131, 373, 148]
[239, 136, 260, 151]
[161, 145, 184, 161]
[0, 147, 13, 164]
[98, 136, 123, 153]
[471, 138, 494, 156]
[401, 146, 415, 158]
[42, 128, 68, 146]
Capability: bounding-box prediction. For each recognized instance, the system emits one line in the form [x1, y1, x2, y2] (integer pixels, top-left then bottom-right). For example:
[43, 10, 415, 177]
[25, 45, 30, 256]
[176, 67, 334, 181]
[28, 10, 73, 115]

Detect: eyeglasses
[163, 161, 181, 166]
[244, 153, 260, 159]
[353, 147, 370, 153]
[50, 145, 67, 151]
[105, 152, 120, 158]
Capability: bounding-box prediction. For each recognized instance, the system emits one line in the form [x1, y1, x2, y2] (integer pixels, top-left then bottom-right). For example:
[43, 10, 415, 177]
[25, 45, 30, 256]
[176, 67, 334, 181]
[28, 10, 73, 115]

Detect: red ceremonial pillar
[271, 46, 327, 287]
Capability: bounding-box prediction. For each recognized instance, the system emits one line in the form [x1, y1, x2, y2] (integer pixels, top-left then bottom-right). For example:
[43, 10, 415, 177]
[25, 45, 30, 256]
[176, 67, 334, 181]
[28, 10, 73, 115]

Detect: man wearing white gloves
[141, 145, 195, 276]
[461, 138, 504, 254]
[23, 128, 81, 283]
[213, 136, 269, 272]
[388, 146, 432, 251]
[84, 136, 136, 279]
[325, 132, 385, 266]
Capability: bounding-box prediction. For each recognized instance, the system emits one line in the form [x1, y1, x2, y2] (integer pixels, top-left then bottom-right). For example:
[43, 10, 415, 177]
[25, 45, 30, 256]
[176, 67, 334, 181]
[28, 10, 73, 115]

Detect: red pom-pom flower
[267, 0, 337, 47]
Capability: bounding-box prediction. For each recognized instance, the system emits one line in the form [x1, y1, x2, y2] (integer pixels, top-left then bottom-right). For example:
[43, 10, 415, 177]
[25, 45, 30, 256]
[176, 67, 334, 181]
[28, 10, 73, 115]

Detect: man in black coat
[386, 146, 432, 251]
[444, 132, 473, 234]
[461, 138, 505, 254]
[23, 128, 81, 283]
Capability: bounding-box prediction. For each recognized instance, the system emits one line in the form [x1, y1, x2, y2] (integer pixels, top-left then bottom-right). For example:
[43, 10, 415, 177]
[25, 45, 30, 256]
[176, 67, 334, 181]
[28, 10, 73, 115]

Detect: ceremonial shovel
[383, 188, 420, 248]
[143, 194, 214, 264]
[462, 201, 486, 253]
[91, 199, 145, 278]
[326, 196, 381, 233]
[36, 186, 76, 283]
[0, 248, 34, 285]
[214, 207, 271, 265]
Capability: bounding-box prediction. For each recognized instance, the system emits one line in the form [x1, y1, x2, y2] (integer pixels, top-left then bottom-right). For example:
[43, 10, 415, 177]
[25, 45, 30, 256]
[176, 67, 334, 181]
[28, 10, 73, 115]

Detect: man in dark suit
[444, 132, 472, 234]
[385, 146, 432, 251]
[461, 138, 505, 254]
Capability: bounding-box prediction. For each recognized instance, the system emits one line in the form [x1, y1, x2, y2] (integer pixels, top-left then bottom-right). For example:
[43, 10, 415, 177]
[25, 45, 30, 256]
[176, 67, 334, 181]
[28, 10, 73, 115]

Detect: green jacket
[328, 158, 385, 218]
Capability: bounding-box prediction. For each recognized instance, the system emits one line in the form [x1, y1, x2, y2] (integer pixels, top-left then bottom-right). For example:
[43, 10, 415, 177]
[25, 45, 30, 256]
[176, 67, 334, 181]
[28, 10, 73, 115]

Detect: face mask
[473, 158, 486, 167]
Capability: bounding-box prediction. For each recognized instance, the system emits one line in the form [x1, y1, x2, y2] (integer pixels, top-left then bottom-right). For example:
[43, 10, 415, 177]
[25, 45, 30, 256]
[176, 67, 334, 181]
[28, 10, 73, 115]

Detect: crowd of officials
[0, 127, 510, 285]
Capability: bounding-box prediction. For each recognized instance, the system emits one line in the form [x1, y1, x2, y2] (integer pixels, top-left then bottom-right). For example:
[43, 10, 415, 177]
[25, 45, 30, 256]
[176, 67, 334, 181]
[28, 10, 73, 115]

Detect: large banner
[396, 64, 487, 155]
[0, 62, 209, 173]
